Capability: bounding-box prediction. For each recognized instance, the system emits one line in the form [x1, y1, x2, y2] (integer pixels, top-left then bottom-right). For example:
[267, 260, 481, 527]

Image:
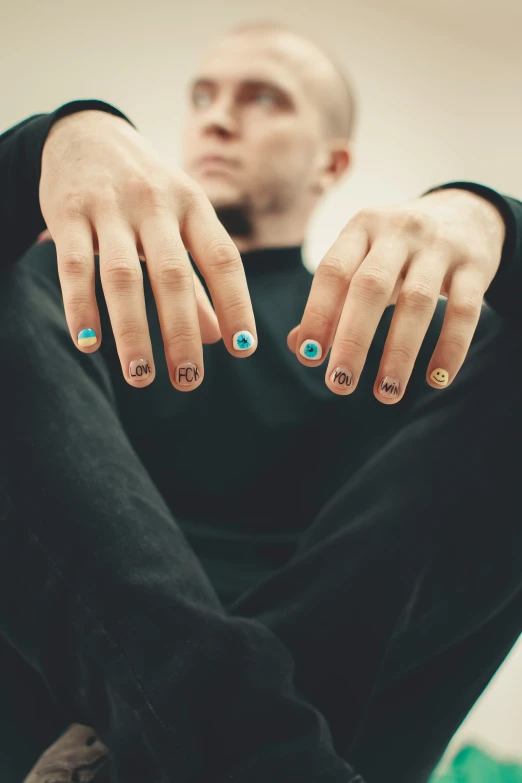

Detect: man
[1, 20, 521, 783]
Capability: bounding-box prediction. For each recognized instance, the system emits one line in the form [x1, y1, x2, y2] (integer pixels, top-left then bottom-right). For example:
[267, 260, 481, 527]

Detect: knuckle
[64, 292, 94, 312]
[450, 296, 481, 321]
[308, 306, 335, 331]
[207, 241, 242, 272]
[178, 178, 204, 204]
[116, 323, 145, 346]
[130, 175, 169, 211]
[60, 251, 91, 277]
[335, 332, 367, 356]
[162, 323, 200, 346]
[439, 333, 468, 352]
[219, 288, 247, 315]
[400, 209, 427, 237]
[103, 257, 142, 286]
[154, 258, 192, 289]
[386, 342, 413, 364]
[400, 283, 434, 311]
[318, 255, 347, 282]
[175, 180, 207, 218]
[59, 191, 90, 220]
[352, 267, 390, 299]
[353, 206, 381, 226]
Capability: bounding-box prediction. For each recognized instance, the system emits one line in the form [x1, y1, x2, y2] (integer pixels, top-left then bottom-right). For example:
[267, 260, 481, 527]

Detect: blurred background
[1, 0, 522, 777]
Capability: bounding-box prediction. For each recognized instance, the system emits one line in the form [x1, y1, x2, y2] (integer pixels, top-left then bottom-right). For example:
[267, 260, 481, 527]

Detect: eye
[193, 89, 212, 108]
[255, 92, 276, 106]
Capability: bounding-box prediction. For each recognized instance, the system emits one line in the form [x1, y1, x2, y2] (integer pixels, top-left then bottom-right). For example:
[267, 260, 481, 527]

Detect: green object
[432, 745, 522, 782]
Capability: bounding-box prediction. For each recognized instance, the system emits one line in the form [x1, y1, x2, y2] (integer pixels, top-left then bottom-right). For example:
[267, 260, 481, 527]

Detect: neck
[215, 204, 310, 254]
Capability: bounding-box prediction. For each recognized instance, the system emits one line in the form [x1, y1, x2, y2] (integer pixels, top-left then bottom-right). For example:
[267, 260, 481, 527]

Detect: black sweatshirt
[2, 100, 522, 603]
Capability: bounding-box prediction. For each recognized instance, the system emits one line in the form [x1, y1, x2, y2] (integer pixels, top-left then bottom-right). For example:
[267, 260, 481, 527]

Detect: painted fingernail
[176, 361, 201, 386]
[299, 339, 322, 361]
[430, 368, 449, 387]
[129, 358, 153, 382]
[379, 375, 400, 398]
[232, 330, 256, 351]
[77, 328, 97, 347]
[330, 366, 354, 389]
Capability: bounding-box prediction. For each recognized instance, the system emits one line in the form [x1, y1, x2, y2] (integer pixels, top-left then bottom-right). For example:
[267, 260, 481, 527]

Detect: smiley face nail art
[299, 339, 323, 361]
[430, 368, 449, 387]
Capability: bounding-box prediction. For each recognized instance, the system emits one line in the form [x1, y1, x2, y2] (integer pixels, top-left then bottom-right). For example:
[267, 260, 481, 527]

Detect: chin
[199, 181, 243, 210]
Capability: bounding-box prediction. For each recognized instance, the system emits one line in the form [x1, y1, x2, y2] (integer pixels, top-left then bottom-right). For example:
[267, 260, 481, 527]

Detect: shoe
[23, 723, 111, 782]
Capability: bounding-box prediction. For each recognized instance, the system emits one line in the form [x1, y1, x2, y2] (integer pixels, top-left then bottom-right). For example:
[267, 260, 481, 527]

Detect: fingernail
[379, 375, 400, 398]
[176, 361, 201, 386]
[129, 358, 153, 381]
[299, 339, 322, 361]
[232, 330, 256, 351]
[330, 366, 354, 389]
[77, 328, 97, 347]
[430, 368, 449, 386]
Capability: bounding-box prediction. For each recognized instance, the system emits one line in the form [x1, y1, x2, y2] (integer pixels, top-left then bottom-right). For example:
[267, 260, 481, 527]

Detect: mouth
[432, 377, 447, 385]
[197, 155, 239, 168]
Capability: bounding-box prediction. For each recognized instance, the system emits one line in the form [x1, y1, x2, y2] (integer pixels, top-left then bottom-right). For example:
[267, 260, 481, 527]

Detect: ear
[314, 141, 352, 195]
[327, 141, 352, 183]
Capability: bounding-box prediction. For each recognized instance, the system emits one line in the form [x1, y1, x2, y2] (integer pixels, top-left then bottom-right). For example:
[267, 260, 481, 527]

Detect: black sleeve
[423, 181, 522, 334]
[0, 99, 136, 269]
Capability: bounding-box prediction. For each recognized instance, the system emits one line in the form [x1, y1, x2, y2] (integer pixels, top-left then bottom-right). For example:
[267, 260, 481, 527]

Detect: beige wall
[2, 0, 522, 267]
[2, 0, 521, 766]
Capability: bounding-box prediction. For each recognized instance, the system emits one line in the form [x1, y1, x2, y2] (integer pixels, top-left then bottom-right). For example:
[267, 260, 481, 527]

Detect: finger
[96, 216, 156, 388]
[139, 241, 220, 345]
[287, 324, 300, 353]
[295, 223, 368, 365]
[139, 215, 204, 391]
[324, 236, 408, 394]
[37, 228, 53, 244]
[426, 266, 484, 390]
[181, 191, 257, 358]
[54, 215, 102, 354]
[192, 270, 222, 344]
[370, 253, 447, 404]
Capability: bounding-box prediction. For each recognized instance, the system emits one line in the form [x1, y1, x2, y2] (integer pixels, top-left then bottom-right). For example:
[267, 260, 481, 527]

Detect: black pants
[1, 246, 521, 783]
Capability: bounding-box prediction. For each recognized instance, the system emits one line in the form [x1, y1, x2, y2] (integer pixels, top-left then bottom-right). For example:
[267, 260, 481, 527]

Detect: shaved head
[182, 19, 354, 249]
[226, 20, 356, 140]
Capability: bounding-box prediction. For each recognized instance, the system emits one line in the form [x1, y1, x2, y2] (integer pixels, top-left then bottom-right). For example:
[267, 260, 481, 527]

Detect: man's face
[181, 32, 328, 217]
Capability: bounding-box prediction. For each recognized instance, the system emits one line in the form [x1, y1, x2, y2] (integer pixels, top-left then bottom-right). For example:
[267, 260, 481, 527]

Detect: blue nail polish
[299, 339, 322, 361]
[77, 328, 97, 347]
[232, 330, 255, 351]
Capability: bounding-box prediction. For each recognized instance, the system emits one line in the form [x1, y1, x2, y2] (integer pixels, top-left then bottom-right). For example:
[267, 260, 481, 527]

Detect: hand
[287, 188, 506, 403]
[40, 109, 257, 391]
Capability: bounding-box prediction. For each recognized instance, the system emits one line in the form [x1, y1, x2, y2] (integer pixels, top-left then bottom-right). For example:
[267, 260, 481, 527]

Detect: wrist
[422, 186, 506, 252]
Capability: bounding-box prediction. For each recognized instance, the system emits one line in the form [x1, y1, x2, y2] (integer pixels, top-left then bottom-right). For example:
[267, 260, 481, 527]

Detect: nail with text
[129, 358, 153, 382]
[299, 339, 322, 361]
[430, 368, 449, 387]
[330, 366, 353, 390]
[232, 331, 256, 351]
[176, 362, 201, 386]
[77, 328, 97, 347]
[379, 376, 400, 398]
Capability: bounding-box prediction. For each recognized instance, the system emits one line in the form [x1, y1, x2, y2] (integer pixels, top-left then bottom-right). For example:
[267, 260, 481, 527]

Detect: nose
[201, 93, 239, 139]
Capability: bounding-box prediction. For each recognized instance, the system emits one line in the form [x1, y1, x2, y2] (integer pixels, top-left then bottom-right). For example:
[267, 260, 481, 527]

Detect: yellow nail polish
[77, 328, 97, 347]
[430, 368, 449, 386]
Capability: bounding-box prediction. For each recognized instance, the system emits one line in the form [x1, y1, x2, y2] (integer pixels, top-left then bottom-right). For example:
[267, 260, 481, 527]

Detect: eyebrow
[189, 77, 291, 99]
